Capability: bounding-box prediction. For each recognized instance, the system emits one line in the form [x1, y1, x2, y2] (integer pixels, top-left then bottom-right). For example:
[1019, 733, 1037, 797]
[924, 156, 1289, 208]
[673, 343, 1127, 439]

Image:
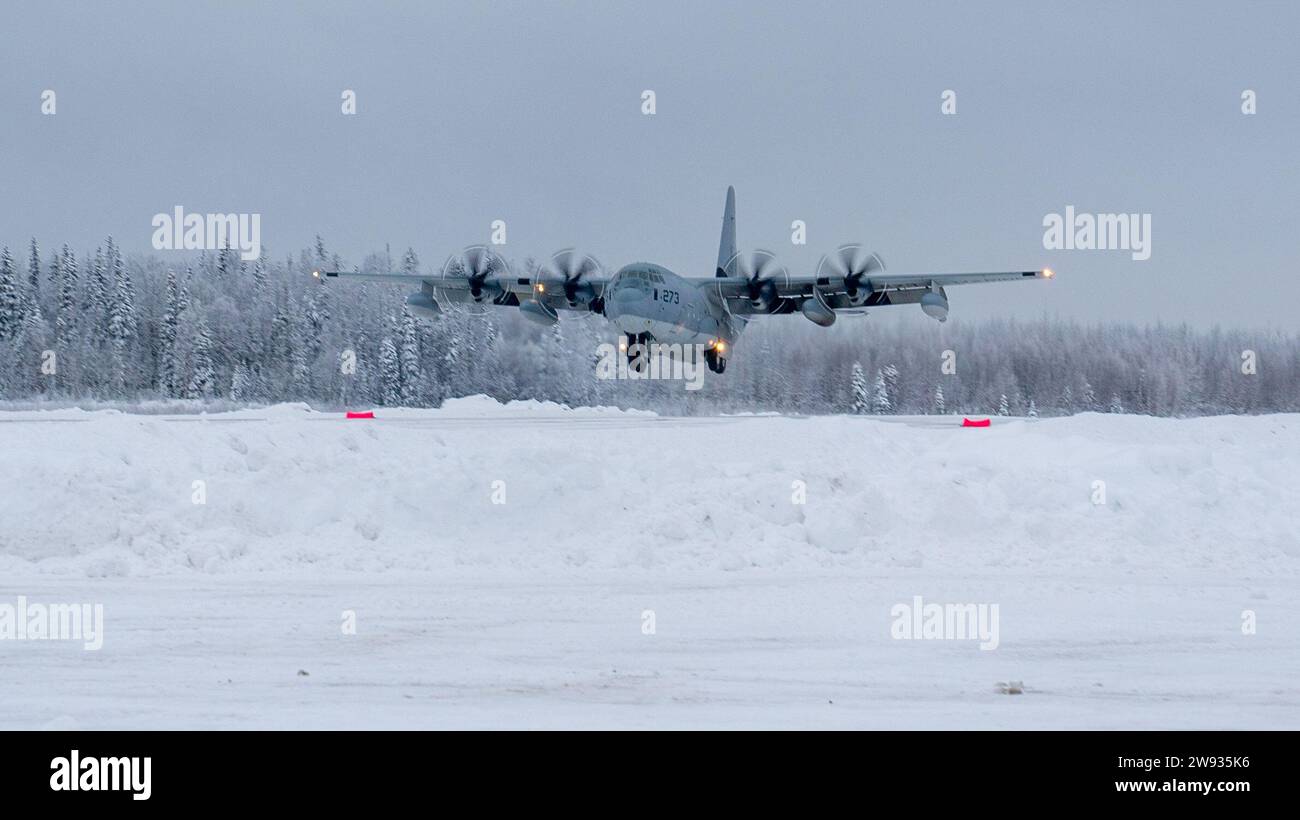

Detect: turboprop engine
[920, 287, 949, 322]
[404, 290, 442, 321]
[800, 292, 836, 327]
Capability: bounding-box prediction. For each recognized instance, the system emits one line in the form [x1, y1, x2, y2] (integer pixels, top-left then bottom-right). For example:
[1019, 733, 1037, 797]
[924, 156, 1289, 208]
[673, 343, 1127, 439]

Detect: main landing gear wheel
[704, 347, 727, 374]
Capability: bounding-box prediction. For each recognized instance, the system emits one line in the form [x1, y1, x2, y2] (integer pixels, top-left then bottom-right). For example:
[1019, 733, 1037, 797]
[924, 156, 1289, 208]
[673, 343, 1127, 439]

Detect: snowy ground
[1, 399, 1297, 729]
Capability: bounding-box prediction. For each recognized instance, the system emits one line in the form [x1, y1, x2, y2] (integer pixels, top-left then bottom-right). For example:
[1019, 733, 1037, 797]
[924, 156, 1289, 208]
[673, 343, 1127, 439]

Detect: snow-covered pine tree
[459, 314, 479, 394]
[402, 248, 420, 275]
[89, 246, 111, 340]
[55, 246, 77, 348]
[1081, 378, 1097, 411]
[1108, 394, 1124, 414]
[46, 248, 61, 300]
[28, 238, 41, 298]
[399, 309, 421, 405]
[0, 247, 23, 341]
[179, 266, 192, 314]
[932, 382, 945, 415]
[304, 282, 328, 360]
[107, 239, 138, 387]
[444, 322, 463, 397]
[1027, 399, 1038, 418]
[252, 252, 269, 294]
[267, 302, 295, 401]
[378, 336, 401, 406]
[229, 361, 253, 402]
[850, 362, 869, 414]
[871, 368, 891, 414]
[290, 313, 312, 397]
[882, 363, 900, 408]
[217, 242, 237, 279]
[998, 394, 1010, 416]
[186, 317, 216, 399]
[159, 270, 182, 395]
[1134, 367, 1152, 415]
[13, 301, 49, 397]
[547, 321, 573, 405]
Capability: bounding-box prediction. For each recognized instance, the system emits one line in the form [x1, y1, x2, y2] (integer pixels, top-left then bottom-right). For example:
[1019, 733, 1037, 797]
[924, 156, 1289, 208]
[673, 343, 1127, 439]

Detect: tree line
[1, 237, 1296, 416]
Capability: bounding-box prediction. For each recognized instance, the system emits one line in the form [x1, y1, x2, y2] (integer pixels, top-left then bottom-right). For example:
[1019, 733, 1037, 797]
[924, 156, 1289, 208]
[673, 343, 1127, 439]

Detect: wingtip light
[1042, 267, 1054, 279]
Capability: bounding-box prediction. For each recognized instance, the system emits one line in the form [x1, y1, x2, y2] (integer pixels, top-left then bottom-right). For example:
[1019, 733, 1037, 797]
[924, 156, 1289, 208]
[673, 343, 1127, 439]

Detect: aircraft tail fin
[716, 185, 736, 278]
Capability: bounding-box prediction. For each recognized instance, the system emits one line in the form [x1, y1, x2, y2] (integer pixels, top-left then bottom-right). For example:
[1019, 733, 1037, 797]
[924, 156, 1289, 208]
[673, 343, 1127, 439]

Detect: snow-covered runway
[2, 400, 1297, 728]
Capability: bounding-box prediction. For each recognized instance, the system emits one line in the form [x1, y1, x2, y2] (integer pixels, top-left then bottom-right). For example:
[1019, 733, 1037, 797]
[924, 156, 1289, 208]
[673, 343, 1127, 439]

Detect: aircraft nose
[604, 287, 637, 318]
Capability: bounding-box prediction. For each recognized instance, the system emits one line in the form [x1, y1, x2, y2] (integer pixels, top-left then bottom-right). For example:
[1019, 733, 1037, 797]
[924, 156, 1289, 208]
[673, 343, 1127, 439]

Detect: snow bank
[1, 408, 1297, 577]
[433, 395, 657, 417]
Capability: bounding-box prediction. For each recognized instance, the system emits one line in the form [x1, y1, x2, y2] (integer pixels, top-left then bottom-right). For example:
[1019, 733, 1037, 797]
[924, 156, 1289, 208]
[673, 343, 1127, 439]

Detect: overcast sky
[3, 1, 1297, 328]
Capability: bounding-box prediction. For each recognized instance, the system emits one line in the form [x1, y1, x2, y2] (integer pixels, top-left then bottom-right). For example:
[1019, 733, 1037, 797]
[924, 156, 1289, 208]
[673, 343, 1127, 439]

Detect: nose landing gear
[621, 332, 651, 365]
[704, 345, 727, 374]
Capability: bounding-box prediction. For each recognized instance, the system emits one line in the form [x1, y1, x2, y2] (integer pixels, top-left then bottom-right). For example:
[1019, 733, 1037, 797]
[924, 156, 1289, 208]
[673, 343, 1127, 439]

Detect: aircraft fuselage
[602, 262, 741, 347]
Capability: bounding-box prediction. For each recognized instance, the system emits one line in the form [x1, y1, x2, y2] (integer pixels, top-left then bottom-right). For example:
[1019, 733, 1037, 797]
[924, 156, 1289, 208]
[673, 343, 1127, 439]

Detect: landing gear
[704, 347, 727, 374]
[623, 332, 650, 365]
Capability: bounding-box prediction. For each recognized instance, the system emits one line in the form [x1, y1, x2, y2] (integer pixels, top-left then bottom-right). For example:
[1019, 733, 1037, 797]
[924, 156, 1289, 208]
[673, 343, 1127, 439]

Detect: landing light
[1042, 268, 1054, 279]
[536, 282, 545, 293]
[312, 269, 320, 278]
[716, 341, 727, 353]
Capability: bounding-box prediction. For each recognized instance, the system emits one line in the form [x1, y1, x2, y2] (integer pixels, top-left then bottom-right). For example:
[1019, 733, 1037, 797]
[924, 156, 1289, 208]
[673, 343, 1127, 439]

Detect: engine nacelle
[800, 293, 836, 327]
[405, 291, 442, 321]
[920, 289, 949, 322]
[519, 299, 558, 326]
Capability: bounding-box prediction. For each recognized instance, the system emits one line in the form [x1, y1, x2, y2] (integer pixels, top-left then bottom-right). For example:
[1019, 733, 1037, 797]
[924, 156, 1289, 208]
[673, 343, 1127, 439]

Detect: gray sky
[3, 0, 1297, 328]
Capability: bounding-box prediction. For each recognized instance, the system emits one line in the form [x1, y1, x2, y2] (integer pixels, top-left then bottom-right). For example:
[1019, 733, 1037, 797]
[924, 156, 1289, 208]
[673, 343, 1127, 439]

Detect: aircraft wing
[853, 270, 1050, 288]
[314, 269, 470, 289]
[314, 263, 614, 311]
[704, 266, 1053, 316]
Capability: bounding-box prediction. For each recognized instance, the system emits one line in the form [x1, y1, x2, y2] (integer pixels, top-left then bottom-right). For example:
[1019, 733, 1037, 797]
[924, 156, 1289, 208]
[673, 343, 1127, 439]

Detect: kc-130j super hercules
[315, 187, 1053, 374]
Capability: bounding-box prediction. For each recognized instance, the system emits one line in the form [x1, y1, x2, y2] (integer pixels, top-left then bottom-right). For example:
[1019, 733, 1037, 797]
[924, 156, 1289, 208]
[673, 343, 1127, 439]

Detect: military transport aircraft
[315, 187, 1052, 373]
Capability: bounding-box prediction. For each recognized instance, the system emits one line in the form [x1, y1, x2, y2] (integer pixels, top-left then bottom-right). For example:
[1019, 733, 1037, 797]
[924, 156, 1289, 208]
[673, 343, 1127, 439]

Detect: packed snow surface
[1, 399, 1297, 728]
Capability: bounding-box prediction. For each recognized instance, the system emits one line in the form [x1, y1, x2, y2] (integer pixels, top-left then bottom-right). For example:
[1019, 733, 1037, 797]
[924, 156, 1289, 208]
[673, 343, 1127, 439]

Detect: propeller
[443, 245, 509, 304]
[820, 244, 885, 306]
[730, 249, 786, 311]
[541, 249, 603, 308]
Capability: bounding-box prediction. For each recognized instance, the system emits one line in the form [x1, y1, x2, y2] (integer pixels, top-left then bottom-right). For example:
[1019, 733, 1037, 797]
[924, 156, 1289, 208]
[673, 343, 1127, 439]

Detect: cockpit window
[613, 266, 662, 293]
[614, 273, 650, 293]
